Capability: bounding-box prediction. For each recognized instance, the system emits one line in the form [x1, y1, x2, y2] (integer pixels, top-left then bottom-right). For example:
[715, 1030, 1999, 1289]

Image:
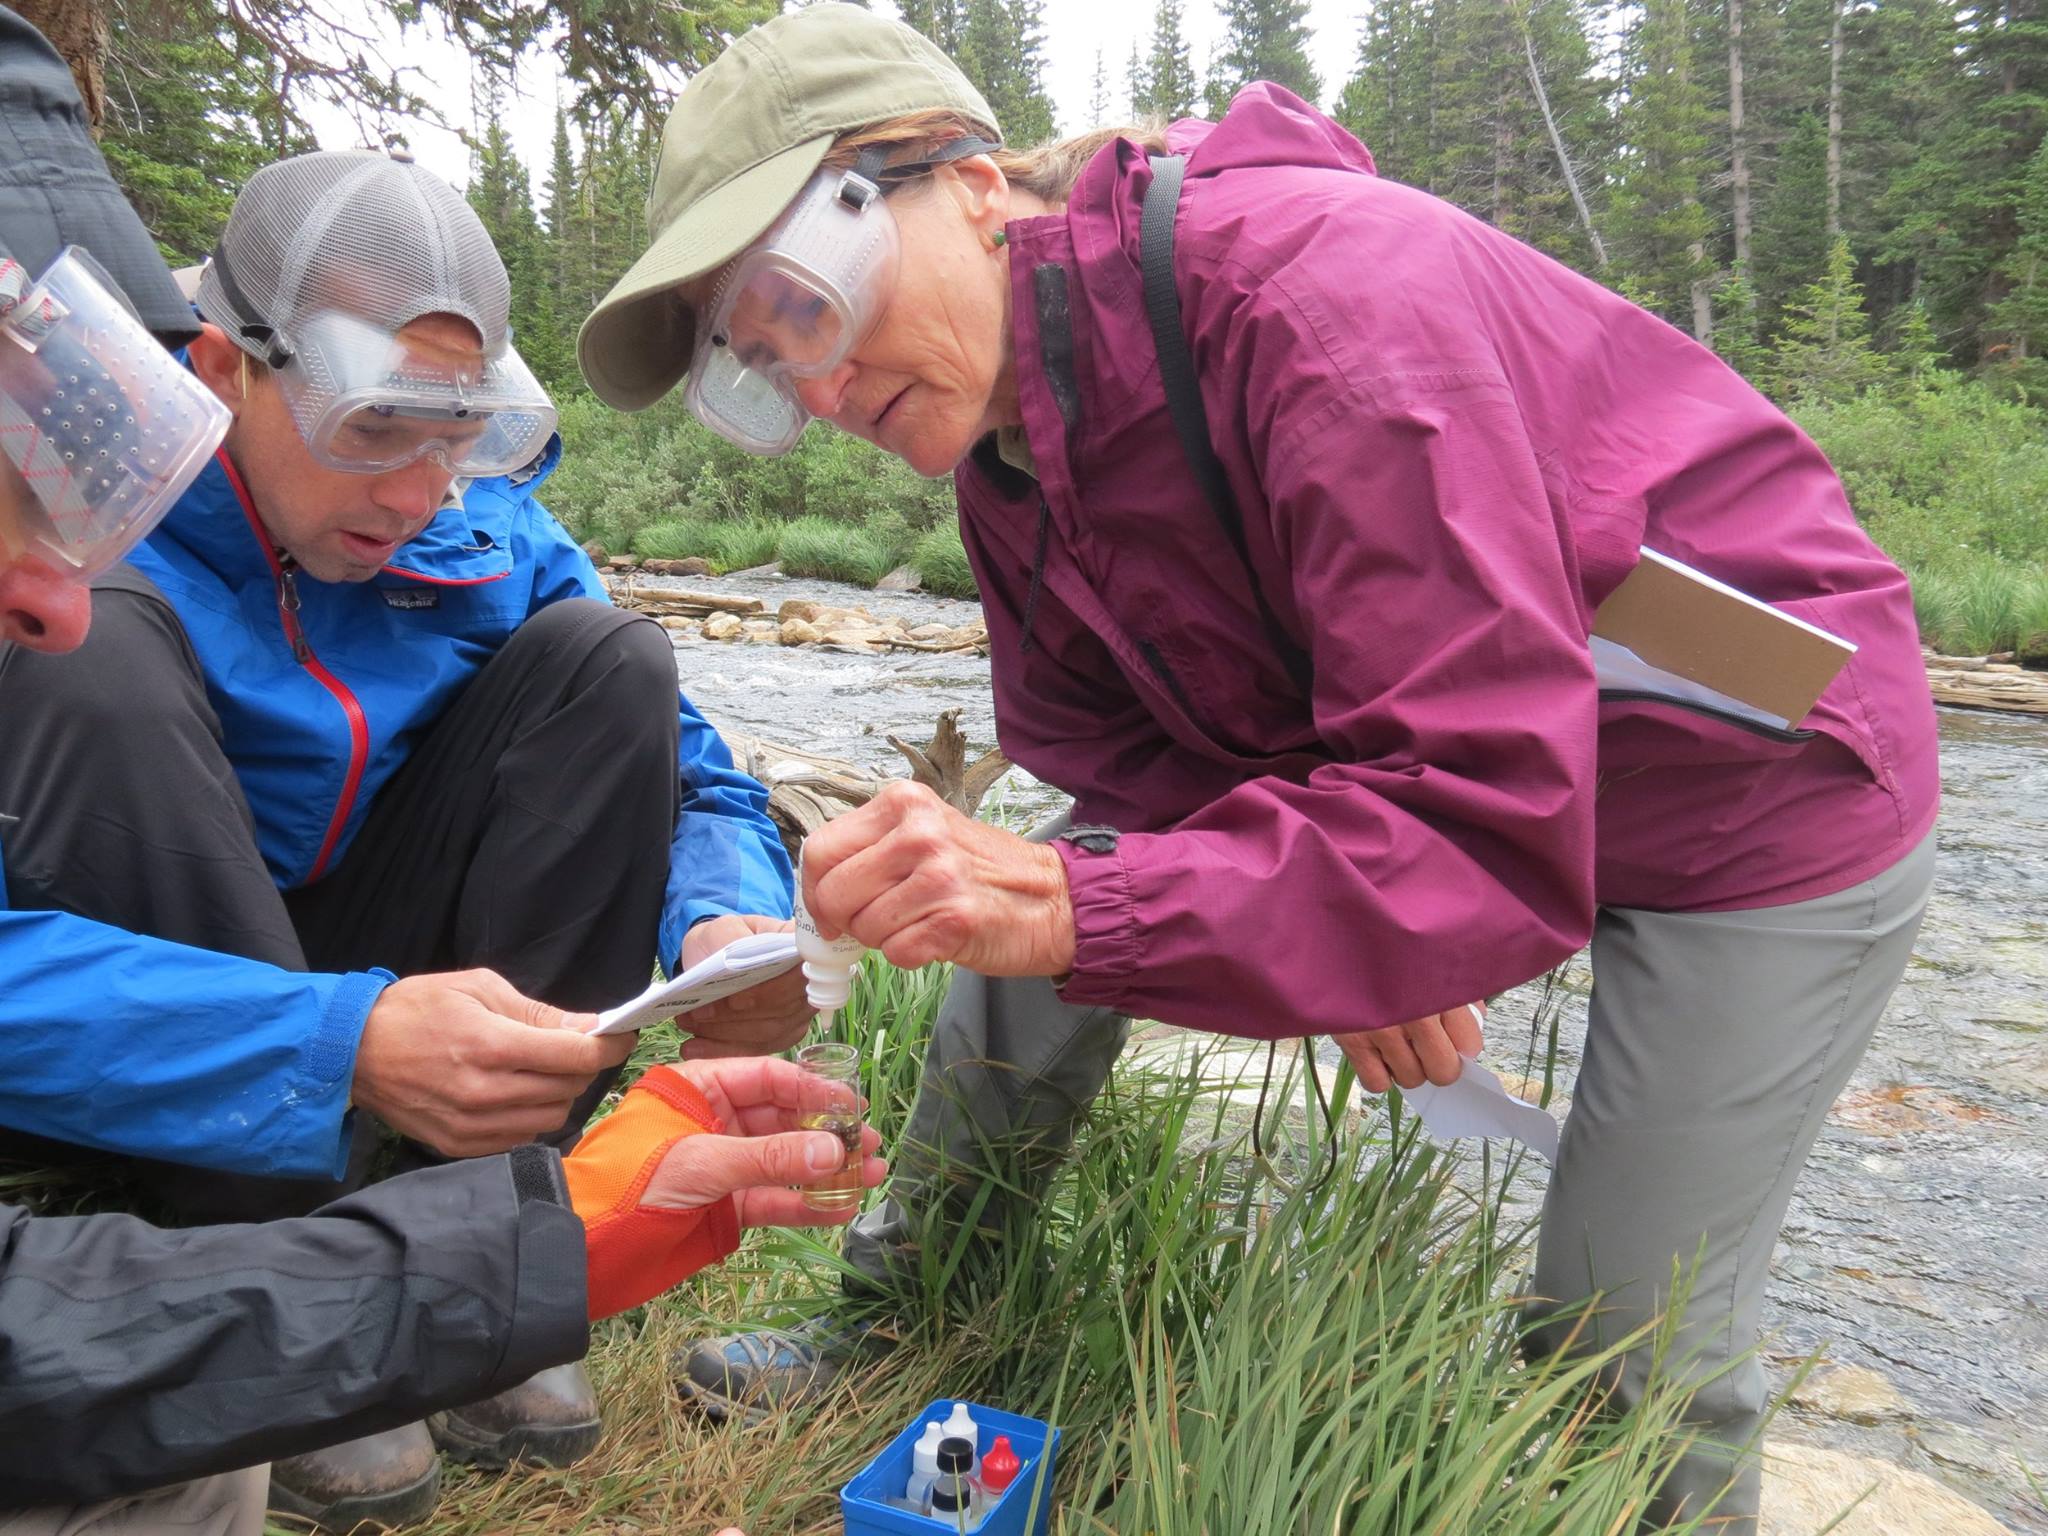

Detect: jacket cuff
[497, 1147, 592, 1383]
[1052, 838, 1142, 1009]
[294, 968, 391, 1180]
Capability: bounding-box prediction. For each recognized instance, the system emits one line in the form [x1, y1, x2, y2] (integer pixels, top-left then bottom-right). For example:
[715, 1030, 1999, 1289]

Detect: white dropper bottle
[793, 850, 865, 1028]
[939, 1402, 982, 1477]
[903, 1420, 946, 1508]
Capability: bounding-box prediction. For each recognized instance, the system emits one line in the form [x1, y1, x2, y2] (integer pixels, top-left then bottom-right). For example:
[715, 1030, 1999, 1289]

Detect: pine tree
[1711, 269, 1771, 380]
[1127, 39, 1149, 119]
[1605, 0, 1718, 332]
[1137, 0, 1200, 120]
[1884, 297, 1949, 391]
[1768, 235, 1887, 400]
[100, 0, 286, 263]
[1205, 0, 1319, 117]
[1749, 112, 1832, 325]
[1984, 136, 2048, 393]
[1088, 48, 1111, 126]
[1334, 0, 1437, 185]
[467, 93, 574, 391]
[957, 0, 1055, 144]
[897, 0, 964, 55]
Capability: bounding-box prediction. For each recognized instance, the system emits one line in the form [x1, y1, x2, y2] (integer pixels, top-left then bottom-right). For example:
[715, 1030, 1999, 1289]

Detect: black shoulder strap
[1140, 153, 1315, 698]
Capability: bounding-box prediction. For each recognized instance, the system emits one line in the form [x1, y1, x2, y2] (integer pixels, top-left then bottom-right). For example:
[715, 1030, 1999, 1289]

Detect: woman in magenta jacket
[580, 8, 1940, 1526]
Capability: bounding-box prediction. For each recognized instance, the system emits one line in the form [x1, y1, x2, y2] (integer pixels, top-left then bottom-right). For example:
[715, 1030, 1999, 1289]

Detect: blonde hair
[822, 110, 1171, 206]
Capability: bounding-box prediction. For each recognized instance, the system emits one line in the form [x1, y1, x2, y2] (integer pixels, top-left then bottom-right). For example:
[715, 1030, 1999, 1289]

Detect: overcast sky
[304, 1, 1370, 196]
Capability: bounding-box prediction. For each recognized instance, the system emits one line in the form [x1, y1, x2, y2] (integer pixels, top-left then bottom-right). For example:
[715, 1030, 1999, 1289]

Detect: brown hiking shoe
[427, 1361, 602, 1469]
[267, 1422, 440, 1532]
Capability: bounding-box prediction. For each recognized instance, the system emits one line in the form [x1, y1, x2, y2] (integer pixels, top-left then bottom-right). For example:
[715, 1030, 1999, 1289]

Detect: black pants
[0, 568, 681, 1222]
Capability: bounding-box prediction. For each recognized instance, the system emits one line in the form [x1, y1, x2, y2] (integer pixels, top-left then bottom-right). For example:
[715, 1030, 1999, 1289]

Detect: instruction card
[1592, 547, 1857, 730]
[590, 931, 803, 1036]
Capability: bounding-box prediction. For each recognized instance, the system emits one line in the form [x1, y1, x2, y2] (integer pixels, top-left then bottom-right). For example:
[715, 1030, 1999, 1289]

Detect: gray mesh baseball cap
[196, 150, 511, 364]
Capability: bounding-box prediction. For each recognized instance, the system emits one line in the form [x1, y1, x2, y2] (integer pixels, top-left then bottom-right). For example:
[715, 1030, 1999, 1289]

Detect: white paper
[590, 931, 802, 1037]
[1403, 1058, 1561, 1161]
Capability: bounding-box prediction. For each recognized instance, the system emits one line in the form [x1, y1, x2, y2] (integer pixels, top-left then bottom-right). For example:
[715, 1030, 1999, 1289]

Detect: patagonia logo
[381, 588, 439, 610]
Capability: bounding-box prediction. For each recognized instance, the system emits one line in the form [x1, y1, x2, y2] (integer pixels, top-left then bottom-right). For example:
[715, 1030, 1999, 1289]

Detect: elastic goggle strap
[204, 244, 294, 369]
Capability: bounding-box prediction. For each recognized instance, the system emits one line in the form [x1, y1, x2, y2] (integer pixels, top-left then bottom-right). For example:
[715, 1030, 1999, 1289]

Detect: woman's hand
[801, 781, 1076, 977]
[1332, 1003, 1486, 1093]
[674, 914, 815, 1059]
[638, 1057, 887, 1228]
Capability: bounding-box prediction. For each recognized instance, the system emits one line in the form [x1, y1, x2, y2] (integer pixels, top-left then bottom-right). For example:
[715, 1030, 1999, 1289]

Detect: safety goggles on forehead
[267, 310, 557, 477]
[685, 137, 1000, 456]
[0, 245, 229, 579]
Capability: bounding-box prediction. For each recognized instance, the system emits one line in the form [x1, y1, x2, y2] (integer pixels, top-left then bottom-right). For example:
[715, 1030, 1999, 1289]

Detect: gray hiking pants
[0, 1467, 268, 1536]
[849, 815, 1936, 1534]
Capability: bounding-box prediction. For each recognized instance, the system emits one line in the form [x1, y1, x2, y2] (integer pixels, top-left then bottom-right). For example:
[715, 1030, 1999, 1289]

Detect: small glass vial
[794, 1041, 863, 1213]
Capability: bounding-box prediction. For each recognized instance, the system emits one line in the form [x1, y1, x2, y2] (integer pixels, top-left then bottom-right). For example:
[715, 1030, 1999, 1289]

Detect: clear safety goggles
[0, 246, 229, 579]
[685, 139, 999, 456]
[271, 310, 557, 477]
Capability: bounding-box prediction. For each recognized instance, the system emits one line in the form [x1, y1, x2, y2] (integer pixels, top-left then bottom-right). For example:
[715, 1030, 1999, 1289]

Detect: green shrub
[630, 518, 719, 562]
[774, 515, 906, 586]
[911, 520, 978, 598]
[704, 519, 785, 572]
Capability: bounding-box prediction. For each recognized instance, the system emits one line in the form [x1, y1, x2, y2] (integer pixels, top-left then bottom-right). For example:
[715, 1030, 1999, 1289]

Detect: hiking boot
[267, 1422, 440, 1532]
[673, 1316, 895, 1426]
[427, 1361, 603, 1469]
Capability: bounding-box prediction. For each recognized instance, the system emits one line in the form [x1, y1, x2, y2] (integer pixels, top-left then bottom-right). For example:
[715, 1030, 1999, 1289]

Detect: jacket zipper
[218, 451, 371, 881]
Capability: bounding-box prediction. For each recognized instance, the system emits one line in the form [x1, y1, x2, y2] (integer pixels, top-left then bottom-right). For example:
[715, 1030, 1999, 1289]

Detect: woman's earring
[988, 229, 1008, 251]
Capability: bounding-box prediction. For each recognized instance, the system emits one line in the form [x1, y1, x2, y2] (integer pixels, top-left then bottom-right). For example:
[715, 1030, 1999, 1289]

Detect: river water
[654, 569, 2047, 1529]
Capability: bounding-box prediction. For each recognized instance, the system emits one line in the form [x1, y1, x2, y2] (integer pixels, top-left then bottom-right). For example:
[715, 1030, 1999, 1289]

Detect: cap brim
[578, 134, 834, 412]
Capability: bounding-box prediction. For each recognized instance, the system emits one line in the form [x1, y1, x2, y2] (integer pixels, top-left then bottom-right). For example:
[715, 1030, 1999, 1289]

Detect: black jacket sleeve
[0, 1145, 588, 1505]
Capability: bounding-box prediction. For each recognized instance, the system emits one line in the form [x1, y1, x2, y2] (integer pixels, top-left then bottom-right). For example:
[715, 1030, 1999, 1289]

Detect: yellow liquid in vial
[799, 1110, 863, 1212]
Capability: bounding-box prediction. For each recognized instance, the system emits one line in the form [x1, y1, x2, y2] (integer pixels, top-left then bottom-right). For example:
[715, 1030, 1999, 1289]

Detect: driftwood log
[719, 708, 1012, 858]
[1924, 651, 2048, 716]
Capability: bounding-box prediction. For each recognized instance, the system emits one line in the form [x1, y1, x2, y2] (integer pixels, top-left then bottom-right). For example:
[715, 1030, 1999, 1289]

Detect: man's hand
[1332, 1003, 1486, 1094]
[638, 1057, 887, 1228]
[352, 969, 629, 1158]
[674, 914, 815, 1060]
[801, 781, 1075, 976]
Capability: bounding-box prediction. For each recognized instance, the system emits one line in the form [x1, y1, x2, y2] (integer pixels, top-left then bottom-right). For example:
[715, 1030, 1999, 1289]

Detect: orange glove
[563, 1069, 740, 1320]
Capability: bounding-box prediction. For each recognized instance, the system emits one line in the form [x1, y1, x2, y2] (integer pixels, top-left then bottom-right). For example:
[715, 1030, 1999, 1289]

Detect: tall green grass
[451, 959, 1720, 1536]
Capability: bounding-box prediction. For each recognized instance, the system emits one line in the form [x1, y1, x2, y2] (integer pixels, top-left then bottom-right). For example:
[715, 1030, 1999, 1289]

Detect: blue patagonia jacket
[0, 440, 791, 1180]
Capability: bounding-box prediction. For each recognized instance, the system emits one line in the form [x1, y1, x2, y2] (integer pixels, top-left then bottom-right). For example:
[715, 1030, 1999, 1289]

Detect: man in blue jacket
[0, 149, 805, 1527]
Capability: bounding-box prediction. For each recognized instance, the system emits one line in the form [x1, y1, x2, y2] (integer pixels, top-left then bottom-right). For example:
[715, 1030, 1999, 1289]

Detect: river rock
[1760, 1443, 2008, 1535]
[780, 617, 823, 646]
[606, 554, 638, 571]
[672, 556, 715, 576]
[907, 622, 954, 641]
[581, 540, 607, 564]
[778, 599, 820, 624]
[742, 620, 782, 644]
[701, 612, 744, 641]
[821, 627, 887, 652]
[876, 564, 924, 592]
[1789, 1365, 1909, 1425]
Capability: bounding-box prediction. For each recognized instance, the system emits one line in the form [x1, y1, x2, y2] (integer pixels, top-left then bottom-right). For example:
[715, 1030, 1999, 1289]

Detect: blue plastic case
[840, 1399, 1060, 1536]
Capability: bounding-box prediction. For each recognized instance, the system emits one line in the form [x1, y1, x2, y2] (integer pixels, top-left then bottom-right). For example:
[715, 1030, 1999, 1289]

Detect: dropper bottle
[793, 849, 865, 1031]
[793, 850, 869, 1213]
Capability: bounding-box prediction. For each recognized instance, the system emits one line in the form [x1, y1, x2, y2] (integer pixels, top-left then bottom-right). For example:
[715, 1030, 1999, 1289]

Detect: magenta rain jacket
[955, 86, 1941, 1039]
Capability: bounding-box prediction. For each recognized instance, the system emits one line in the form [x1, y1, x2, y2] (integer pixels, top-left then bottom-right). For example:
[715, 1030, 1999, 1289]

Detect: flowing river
[656, 568, 2047, 1530]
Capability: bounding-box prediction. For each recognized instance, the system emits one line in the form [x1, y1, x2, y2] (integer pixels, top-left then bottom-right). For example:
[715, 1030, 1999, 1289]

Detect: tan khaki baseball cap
[577, 3, 999, 412]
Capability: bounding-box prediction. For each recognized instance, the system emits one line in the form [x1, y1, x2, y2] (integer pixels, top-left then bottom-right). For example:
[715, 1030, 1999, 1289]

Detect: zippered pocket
[1598, 688, 1816, 744]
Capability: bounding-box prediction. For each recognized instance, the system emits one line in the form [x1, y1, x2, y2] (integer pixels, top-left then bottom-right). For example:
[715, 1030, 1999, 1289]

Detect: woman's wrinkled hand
[1332, 1003, 1486, 1093]
[800, 780, 1076, 977]
[637, 1056, 886, 1228]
